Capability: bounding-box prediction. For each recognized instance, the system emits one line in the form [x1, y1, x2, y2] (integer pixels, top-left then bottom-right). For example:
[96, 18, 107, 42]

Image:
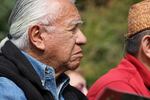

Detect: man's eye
[69, 25, 78, 32]
[70, 27, 76, 31]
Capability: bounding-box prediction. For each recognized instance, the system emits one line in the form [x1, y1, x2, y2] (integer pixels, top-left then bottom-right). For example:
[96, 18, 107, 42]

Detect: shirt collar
[21, 51, 54, 83]
[22, 51, 70, 99]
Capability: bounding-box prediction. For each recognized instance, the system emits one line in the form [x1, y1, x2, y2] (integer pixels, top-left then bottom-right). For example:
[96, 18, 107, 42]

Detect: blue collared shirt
[0, 52, 69, 100]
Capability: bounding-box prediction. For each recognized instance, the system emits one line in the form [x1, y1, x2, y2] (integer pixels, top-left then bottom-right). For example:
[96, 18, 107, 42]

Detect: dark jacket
[0, 41, 87, 100]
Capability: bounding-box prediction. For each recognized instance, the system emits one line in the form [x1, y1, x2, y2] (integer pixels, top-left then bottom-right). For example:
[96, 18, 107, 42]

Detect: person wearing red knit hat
[88, 0, 150, 99]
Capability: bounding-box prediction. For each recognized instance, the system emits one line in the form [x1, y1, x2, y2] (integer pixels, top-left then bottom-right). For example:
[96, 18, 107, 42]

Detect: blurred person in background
[87, 0, 150, 99]
[0, 0, 87, 100]
[66, 70, 88, 95]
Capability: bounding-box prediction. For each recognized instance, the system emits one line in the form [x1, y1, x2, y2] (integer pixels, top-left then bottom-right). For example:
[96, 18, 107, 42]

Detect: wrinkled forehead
[48, 0, 78, 12]
[48, 0, 81, 24]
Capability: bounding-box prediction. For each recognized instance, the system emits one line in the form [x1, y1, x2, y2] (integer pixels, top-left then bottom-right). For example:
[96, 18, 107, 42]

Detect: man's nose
[76, 29, 87, 45]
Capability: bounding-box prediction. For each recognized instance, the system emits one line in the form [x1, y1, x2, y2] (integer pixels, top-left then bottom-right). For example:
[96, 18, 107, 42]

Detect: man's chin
[67, 61, 80, 70]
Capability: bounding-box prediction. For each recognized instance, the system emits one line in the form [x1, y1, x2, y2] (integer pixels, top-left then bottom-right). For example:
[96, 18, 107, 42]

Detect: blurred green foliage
[0, 0, 141, 87]
[76, 0, 140, 86]
[0, 0, 15, 40]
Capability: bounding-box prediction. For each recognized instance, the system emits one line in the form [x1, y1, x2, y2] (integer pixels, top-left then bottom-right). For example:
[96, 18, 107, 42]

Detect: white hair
[0, 0, 76, 50]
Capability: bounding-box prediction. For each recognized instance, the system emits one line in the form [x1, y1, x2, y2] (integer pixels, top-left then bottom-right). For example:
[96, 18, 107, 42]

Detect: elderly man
[88, 0, 150, 100]
[0, 0, 87, 100]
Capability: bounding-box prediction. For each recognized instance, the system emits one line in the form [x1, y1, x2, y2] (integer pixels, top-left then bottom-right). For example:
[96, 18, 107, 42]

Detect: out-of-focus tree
[78, 0, 141, 86]
[94, 0, 110, 6]
[0, 0, 15, 40]
[76, 0, 87, 11]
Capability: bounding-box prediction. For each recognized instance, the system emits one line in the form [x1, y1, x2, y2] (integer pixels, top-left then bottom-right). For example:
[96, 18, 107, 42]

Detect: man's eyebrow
[71, 20, 83, 25]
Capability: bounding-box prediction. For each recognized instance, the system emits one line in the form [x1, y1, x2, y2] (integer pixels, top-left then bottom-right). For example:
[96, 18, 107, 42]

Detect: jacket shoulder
[0, 77, 26, 99]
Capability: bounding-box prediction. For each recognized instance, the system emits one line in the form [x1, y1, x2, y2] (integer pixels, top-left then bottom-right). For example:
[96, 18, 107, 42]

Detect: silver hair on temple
[0, 0, 76, 50]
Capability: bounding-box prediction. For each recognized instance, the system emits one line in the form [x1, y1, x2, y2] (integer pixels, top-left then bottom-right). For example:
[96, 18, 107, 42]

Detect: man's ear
[141, 35, 150, 58]
[28, 25, 46, 51]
